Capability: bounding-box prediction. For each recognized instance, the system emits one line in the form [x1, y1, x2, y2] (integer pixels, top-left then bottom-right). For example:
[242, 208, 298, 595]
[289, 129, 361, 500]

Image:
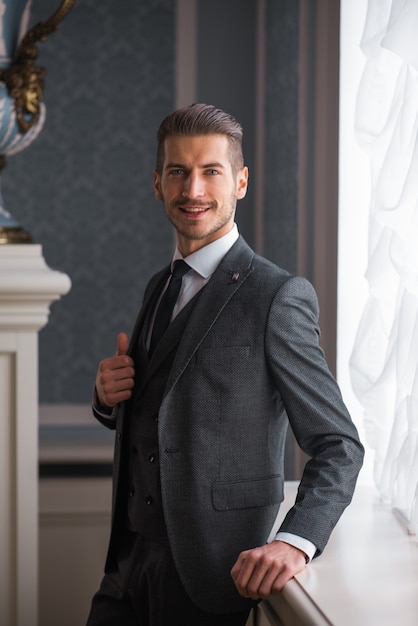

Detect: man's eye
[170, 169, 185, 175]
[206, 169, 219, 175]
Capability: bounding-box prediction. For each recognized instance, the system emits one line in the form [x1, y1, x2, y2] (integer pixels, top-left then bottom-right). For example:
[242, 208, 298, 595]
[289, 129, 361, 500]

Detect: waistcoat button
[147, 453, 156, 463]
[145, 495, 153, 505]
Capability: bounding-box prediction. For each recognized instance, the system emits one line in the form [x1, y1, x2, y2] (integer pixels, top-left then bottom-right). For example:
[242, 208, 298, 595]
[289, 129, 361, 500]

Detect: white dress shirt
[169, 224, 239, 318]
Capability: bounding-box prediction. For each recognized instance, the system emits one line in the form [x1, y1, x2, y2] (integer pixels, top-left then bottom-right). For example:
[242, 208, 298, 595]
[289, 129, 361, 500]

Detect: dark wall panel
[196, 0, 257, 249]
[264, 0, 299, 273]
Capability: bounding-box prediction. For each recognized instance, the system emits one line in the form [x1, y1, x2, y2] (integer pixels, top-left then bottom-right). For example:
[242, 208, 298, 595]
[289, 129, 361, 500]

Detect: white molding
[0, 244, 71, 626]
[39, 404, 114, 464]
[39, 478, 112, 626]
[39, 444, 113, 464]
[39, 403, 94, 426]
[0, 244, 71, 330]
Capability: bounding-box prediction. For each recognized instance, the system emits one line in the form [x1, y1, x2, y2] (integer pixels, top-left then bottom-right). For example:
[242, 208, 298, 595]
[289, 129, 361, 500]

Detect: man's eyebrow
[202, 162, 225, 169]
[164, 161, 226, 170]
[164, 162, 185, 169]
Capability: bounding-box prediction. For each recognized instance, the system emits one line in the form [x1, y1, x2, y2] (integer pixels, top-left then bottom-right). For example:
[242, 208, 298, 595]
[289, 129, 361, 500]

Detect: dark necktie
[149, 259, 190, 354]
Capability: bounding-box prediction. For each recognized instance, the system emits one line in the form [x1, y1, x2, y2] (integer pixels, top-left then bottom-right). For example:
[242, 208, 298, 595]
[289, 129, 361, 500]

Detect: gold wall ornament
[0, 0, 77, 244]
[0, 0, 77, 134]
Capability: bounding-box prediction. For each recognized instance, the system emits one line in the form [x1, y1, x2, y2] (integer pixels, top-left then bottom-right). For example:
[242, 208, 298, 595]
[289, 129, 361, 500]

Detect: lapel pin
[231, 272, 240, 282]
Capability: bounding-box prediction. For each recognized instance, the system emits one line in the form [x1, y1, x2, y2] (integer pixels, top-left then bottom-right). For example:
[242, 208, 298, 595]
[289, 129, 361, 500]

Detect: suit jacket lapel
[131, 236, 255, 396]
[136, 291, 198, 394]
[127, 266, 170, 357]
[163, 236, 255, 398]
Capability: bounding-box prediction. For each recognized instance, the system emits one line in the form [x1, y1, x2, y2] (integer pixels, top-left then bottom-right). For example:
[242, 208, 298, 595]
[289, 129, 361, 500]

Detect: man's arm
[266, 276, 364, 549]
[231, 276, 364, 598]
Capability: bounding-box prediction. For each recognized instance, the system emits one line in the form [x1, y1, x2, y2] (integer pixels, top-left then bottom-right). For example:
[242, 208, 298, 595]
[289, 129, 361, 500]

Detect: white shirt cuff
[92, 388, 117, 420]
[274, 532, 316, 563]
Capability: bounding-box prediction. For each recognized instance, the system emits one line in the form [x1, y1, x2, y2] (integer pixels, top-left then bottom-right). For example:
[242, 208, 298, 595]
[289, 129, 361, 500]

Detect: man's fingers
[230, 550, 256, 597]
[231, 548, 273, 599]
[96, 368, 135, 407]
[99, 369, 135, 391]
[231, 543, 307, 600]
[103, 387, 134, 406]
[96, 333, 135, 407]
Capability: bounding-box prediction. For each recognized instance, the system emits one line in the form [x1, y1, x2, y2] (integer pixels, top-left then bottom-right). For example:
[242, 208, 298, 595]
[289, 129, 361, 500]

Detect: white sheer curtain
[349, 0, 418, 534]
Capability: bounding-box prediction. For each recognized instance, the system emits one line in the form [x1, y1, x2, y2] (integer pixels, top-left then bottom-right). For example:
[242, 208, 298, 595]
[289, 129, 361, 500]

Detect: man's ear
[153, 170, 162, 201]
[236, 166, 249, 200]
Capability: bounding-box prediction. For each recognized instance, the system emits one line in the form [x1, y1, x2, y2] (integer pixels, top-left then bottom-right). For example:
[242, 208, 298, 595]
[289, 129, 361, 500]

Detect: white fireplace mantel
[0, 244, 71, 626]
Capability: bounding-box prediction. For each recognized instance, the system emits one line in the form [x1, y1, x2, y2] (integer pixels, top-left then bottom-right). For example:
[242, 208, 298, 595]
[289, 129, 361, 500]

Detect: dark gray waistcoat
[126, 297, 198, 544]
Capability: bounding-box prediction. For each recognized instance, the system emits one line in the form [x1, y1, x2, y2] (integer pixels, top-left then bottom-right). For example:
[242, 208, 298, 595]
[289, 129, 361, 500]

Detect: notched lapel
[141, 293, 198, 388]
[127, 266, 170, 357]
[123, 267, 170, 397]
[164, 237, 255, 397]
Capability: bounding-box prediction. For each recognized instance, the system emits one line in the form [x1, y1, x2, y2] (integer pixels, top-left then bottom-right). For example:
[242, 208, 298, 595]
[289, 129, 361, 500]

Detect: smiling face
[153, 134, 248, 256]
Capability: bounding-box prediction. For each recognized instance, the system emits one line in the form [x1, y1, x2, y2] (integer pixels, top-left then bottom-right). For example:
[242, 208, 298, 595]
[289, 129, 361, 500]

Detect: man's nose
[182, 173, 204, 197]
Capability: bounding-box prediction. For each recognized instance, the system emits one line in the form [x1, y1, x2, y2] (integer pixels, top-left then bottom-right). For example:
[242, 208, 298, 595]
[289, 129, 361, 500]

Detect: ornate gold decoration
[0, 0, 77, 134]
[0, 0, 76, 244]
[0, 226, 32, 244]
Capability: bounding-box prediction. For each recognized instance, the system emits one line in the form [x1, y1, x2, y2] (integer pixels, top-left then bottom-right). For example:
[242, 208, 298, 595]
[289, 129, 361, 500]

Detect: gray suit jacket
[95, 236, 364, 614]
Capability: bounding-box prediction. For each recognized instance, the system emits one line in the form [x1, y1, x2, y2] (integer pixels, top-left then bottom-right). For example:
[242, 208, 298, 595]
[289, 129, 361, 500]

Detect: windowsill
[264, 482, 418, 625]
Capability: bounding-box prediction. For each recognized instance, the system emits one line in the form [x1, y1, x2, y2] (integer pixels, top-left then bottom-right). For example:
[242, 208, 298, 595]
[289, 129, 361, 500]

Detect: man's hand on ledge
[230, 540, 307, 600]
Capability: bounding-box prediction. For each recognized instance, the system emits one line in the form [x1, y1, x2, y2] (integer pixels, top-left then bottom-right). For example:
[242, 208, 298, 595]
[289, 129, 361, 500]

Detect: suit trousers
[86, 531, 252, 626]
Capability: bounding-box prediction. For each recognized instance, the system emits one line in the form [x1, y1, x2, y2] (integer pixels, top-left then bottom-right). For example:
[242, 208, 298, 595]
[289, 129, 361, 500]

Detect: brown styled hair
[156, 103, 244, 175]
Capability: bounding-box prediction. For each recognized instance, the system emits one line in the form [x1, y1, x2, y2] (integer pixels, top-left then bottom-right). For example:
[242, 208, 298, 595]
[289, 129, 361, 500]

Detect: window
[338, 0, 418, 535]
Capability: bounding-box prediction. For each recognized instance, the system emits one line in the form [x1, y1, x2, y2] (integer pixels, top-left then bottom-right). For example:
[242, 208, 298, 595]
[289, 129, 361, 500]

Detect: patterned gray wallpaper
[3, 0, 176, 403]
[3, 0, 300, 411]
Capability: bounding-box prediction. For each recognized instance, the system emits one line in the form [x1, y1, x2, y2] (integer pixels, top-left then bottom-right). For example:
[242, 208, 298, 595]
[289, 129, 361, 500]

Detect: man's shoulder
[226, 236, 292, 278]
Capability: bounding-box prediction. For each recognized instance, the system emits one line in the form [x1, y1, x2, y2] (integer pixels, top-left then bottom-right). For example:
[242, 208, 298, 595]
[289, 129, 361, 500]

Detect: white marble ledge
[265, 482, 418, 626]
[0, 245, 71, 330]
[0, 244, 71, 296]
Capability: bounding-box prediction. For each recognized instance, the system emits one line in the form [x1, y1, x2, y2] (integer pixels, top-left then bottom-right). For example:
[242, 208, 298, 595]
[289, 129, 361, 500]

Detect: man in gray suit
[87, 103, 364, 626]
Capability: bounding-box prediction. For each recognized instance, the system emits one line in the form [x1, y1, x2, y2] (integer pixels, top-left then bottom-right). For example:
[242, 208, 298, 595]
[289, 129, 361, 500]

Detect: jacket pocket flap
[212, 475, 283, 511]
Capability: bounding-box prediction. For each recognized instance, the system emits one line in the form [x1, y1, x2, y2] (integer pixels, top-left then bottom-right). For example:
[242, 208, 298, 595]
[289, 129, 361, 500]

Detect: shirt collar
[172, 224, 239, 279]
